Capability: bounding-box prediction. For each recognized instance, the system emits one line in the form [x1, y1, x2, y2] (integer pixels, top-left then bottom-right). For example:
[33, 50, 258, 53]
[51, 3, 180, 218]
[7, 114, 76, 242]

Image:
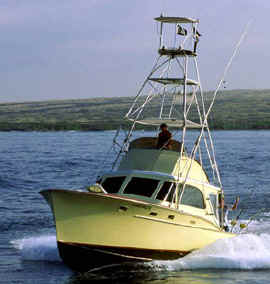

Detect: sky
[0, 0, 269, 102]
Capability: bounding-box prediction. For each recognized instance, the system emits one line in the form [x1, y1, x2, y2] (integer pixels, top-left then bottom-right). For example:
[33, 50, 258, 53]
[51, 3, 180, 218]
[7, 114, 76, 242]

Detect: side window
[167, 183, 177, 203]
[209, 194, 218, 217]
[101, 176, 126, 193]
[156, 182, 176, 203]
[124, 177, 159, 197]
[179, 185, 205, 209]
[156, 182, 172, 201]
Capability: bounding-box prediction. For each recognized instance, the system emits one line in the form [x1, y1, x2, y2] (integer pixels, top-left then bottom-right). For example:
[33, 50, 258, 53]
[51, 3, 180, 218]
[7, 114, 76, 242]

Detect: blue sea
[1, 130, 270, 284]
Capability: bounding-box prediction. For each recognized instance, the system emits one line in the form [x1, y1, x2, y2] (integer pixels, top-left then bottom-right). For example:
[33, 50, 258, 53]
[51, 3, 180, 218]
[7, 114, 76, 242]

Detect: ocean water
[1, 130, 270, 284]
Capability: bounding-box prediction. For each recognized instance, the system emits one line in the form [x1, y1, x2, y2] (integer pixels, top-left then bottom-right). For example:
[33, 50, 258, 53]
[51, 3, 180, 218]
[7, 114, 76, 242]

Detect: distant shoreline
[0, 122, 269, 132]
[0, 89, 269, 131]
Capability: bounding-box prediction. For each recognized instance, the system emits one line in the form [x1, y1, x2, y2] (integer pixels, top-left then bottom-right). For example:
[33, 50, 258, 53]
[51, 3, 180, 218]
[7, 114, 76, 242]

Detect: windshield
[101, 176, 126, 193]
[124, 177, 160, 198]
[156, 182, 177, 203]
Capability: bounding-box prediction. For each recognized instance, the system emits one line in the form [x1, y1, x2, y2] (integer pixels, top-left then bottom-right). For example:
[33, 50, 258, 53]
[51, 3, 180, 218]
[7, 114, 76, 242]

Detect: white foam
[230, 217, 270, 235]
[11, 235, 61, 262]
[155, 233, 270, 270]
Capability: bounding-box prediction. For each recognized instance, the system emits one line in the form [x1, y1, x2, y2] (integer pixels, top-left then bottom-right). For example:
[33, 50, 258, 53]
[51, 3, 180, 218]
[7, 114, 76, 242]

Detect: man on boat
[157, 123, 172, 150]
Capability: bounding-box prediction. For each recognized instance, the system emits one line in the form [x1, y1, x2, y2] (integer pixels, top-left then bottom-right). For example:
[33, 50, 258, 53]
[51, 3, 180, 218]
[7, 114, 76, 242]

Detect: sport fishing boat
[41, 15, 237, 272]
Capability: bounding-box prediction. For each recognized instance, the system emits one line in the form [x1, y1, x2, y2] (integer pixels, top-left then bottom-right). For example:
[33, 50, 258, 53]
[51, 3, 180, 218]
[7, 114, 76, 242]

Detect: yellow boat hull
[41, 189, 235, 271]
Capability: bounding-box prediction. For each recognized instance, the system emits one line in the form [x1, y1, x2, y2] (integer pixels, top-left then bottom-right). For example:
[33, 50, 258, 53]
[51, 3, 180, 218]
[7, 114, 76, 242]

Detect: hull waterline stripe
[58, 241, 190, 256]
[91, 248, 152, 261]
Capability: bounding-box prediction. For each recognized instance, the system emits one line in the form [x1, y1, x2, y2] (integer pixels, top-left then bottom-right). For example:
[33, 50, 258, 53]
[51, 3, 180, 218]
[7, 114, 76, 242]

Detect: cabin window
[156, 182, 172, 201]
[179, 185, 205, 209]
[156, 182, 177, 203]
[167, 183, 177, 202]
[124, 177, 159, 197]
[209, 194, 218, 217]
[101, 176, 126, 194]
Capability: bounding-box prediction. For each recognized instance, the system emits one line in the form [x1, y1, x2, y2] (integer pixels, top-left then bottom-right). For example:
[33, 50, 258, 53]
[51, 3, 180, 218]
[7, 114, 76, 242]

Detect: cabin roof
[118, 147, 210, 184]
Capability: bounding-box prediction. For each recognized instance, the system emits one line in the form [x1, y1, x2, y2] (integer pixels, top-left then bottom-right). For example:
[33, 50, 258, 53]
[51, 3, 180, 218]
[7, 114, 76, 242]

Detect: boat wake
[11, 235, 61, 262]
[11, 220, 270, 270]
[152, 220, 270, 271]
[155, 233, 270, 271]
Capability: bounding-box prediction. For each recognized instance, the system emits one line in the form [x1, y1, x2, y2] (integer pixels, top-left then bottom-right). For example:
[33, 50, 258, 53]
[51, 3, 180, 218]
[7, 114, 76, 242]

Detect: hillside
[0, 89, 269, 131]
